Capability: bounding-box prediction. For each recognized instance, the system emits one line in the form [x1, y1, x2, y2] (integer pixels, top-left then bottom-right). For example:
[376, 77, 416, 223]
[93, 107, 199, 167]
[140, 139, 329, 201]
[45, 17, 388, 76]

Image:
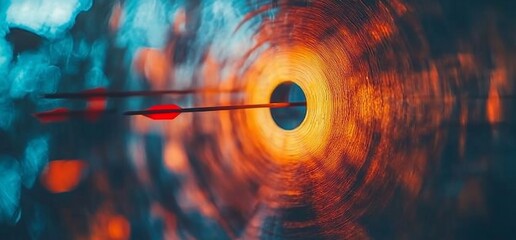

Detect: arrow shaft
[44, 88, 241, 99]
[124, 102, 307, 116]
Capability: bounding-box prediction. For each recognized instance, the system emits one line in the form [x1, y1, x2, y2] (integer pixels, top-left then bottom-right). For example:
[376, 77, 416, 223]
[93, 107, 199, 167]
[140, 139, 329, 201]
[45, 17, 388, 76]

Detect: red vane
[34, 107, 110, 123]
[144, 104, 181, 120]
[34, 107, 70, 123]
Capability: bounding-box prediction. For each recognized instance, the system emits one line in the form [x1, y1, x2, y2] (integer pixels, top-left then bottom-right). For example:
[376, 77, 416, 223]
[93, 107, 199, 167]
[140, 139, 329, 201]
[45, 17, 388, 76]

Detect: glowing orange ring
[243, 46, 333, 165]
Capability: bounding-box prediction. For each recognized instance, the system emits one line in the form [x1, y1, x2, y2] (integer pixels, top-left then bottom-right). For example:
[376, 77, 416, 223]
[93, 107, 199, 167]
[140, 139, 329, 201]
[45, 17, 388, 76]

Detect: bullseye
[269, 82, 307, 130]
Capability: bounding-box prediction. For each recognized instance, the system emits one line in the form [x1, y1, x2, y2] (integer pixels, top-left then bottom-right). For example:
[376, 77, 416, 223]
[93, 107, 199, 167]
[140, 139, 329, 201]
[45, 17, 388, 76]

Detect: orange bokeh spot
[41, 160, 86, 193]
[107, 215, 131, 240]
[109, 2, 123, 32]
[134, 48, 171, 89]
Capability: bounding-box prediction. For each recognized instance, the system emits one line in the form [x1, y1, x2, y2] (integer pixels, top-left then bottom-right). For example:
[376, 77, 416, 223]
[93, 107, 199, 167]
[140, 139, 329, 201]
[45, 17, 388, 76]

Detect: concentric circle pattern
[190, 1, 460, 238]
[4, 0, 514, 239]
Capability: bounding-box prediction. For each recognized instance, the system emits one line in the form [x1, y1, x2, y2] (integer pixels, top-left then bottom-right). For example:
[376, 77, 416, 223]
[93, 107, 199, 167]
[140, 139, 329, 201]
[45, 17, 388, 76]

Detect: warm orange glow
[164, 141, 188, 173]
[485, 30, 511, 126]
[389, 0, 409, 15]
[131, 115, 152, 134]
[41, 160, 86, 193]
[134, 48, 171, 89]
[172, 9, 186, 34]
[107, 215, 131, 240]
[89, 210, 132, 240]
[487, 86, 501, 124]
[243, 46, 334, 165]
[487, 66, 507, 124]
[109, 1, 123, 32]
[365, 4, 396, 43]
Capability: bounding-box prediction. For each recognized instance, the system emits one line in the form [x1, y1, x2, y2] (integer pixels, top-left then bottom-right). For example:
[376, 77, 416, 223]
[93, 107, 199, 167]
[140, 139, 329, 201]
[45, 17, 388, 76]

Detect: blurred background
[0, 0, 515, 239]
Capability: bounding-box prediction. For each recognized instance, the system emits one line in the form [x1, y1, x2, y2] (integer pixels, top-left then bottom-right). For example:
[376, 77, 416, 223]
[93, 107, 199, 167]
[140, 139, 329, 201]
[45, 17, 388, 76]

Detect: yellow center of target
[244, 46, 333, 164]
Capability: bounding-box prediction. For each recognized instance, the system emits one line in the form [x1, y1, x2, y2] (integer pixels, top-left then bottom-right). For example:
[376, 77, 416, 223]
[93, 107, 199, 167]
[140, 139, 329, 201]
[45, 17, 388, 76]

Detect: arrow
[124, 102, 307, 120]
[43, 87, 242, 99]
[34, 107, 115, 123]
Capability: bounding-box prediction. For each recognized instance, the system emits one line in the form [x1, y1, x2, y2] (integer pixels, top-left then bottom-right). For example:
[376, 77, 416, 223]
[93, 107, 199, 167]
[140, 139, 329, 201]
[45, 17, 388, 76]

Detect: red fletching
[34, 107, 110, 123]
[34, 108, 70, 123]
[144, 104, 181, 120]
